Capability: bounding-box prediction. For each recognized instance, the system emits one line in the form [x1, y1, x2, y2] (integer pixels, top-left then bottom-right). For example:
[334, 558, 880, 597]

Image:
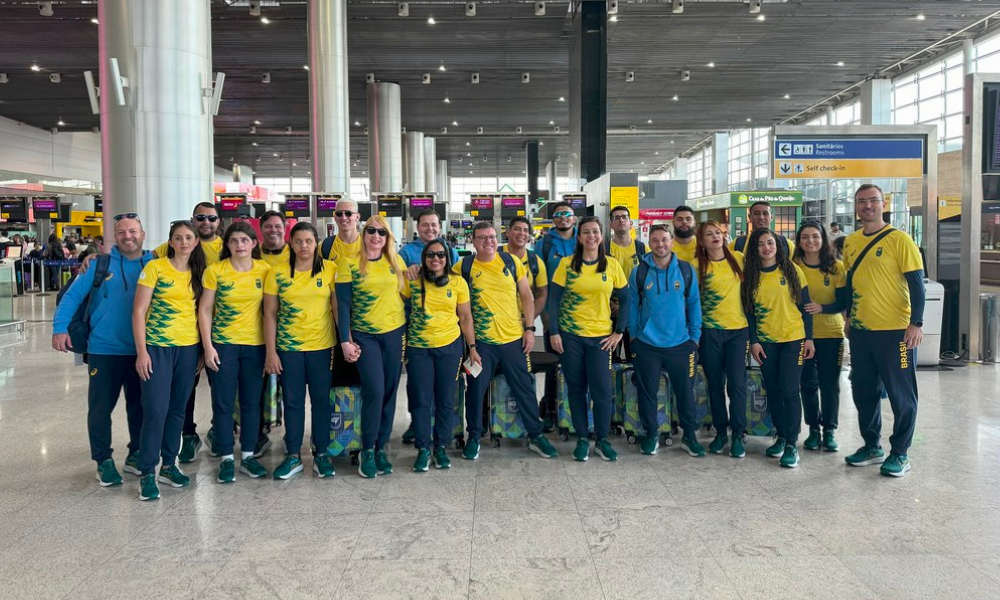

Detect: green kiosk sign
[693, 190, 804, 238]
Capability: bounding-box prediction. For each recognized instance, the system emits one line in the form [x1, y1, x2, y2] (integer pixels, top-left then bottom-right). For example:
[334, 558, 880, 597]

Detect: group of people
[52, 183, 925, 502]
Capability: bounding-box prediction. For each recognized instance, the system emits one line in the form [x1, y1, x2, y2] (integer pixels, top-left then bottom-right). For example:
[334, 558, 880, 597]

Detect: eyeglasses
[611, 214, 630, 221]
[335, 210, 354, 218]
[426, 251, 448, 259]
[365, 227, 388, 237]
[553, 211, 574, 219]
[474, 235, 498, 242]
[192, 214, 219, 222]
[113, 212, 139, 221]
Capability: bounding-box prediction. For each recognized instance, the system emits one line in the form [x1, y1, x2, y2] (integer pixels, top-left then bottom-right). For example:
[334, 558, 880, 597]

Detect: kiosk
[691, 190, 804, 239]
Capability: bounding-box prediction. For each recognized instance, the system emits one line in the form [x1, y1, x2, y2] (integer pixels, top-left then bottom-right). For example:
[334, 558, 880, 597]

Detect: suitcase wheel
[492, 437, 501, 448]
[349, 450, 360, 466]
[626, 434, 637, 445]
[614, 425, 624, 436]
[742, 433, 749, 443]
[662, 435, 674, 447]
[559, 431, 570, 442]
[454, 436, 466, 450]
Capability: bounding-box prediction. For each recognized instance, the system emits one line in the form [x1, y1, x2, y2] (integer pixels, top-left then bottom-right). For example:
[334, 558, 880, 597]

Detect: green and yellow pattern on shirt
[263, 260, 337, 351]
[500, 246, 549, 290]
[795, 258, 846, 339]
[203, 259, 271, 346]
[701, 252, 749, 330]
[154, 236, 223, 266]
[752, 264, 807, 344]
[551, 256, 627, 338]
[843, 227, 922, 331]
[407, 277, 471, 348]
[326, 235, 362, 268]
[608, 240, 641, 280]
[335, 256, 408, 335]
[260, 246, 290, 268]
[137, 258, 199, 347]
[452, 253, 527, 345]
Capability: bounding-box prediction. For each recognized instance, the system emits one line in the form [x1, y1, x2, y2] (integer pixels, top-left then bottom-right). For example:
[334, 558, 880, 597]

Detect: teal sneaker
[433, 446, 452, 469]
[413, 448, 431, 472]
[273, 454, 304, 480]
[594, 438, 618, 462]
[313, 453, 336, 478]
[401, 426, 416, 445]
[253, 434, 272, 458]
[573, 438, 590, 462]
[96, 458, 123, 487]
[730, 436, 746, 458]
[138, 473, 160, 501]
[541, 416, 555, 433]
[681, 433, 706, 457]
[239, 456, 267, 479]
[822, 429, 839, 452]
[375, 449, 393, 475]
[880, 453, 911, 477]
[779, 445, 800, 468]
[217, 458, 236, 484]
[845, 445, 885, 467]
[803, 428, 821, 451]
[528, 435, 559, 458]
[766, 438, 786, 458]
[462, 437, 480, 461]
[178, 434, 201, 464]
[123, 453, 141, 476]
[158, 464, 190, 488]
[640, 434, 659, 456]
[358, 449, 377, 478]
[206, 428, 219, 457]
[708, 433, 728, 455]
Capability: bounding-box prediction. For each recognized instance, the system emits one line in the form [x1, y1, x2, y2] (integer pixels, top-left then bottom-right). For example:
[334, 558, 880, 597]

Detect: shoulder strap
[780, 236, 790, 256]
[678, 259, 693, 301]
[635, 261, 650, 308]
[635, 240, 646, 256]
[461, 255, 474, 285]
[848, 228, 895, 279]
[321, 236, 334, 259]
[540, 235, 552, 260]
[526, 250, 539, 279]
[604, 239, 612, 254]
[735, 236, 746, 254]
[499, 251, 517, 280]
[81, 253, 111, 317]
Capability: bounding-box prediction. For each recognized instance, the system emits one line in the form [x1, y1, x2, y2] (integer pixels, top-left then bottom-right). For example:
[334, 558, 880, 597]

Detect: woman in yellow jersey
[263, 222, 337, 480]
[741, 228, 815, 469]
[336, 215, 409, 479]
[695, 220, 750, 459]
[406, 239, 477, 472]
[198, 222, 271, 483]
[132, 220, 206, 501]
[794, 222, 847, 453]
[548, 216, 629, 463]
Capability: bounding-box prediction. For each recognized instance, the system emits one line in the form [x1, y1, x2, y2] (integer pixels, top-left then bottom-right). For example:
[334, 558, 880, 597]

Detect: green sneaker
[178, 434, 201, 464]
[206, 428, 220, 457]
[253, 434, 272, 458]
[730, 436, 746, 458]
[313, 453, 336, 478]
[822, 429, 839, 452]
[375, 449, 393, 475]
[413, 448, 431, 472]
[708, 433, 728, 455]
[845, 445, 885, 467]
[681, 433, 706, 457]
[528, 434, 559, 458]
[358, 449, 377, 478]
[803, 428, 821, 451]
[573, 438, 590, 462]
[880, 453, 911, 477]
[239, 456, 267, 479]
[158, 464, 190, 488]
[123, 453, 141, 476]
[217, 458, 236, 484]
[96, 458, 122, 487]
[433, 446, 452, 469]
[766, 438, 786, 458]
[463, 437, 480, 461]
[401, 426, 416, 445]
[541, 416, 555, 433]
[594, 438, 618, 462]
[138, 473, 159, 501]
[273, 454, 303, 480]
[779, 445, 800, 468]
[640, 434, 659, 456]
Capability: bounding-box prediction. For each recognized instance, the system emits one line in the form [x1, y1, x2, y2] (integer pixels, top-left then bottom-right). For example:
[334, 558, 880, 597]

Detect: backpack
[605, 238, 647, 258]
[503, 245, 540, 282]
[539, 235, 553, 263]
[735, 234, 789, 256]
[460, 251, 518, 288]
[56, 253, 111, 356]
[633, 257, 694, 319]
[321, 236, 335, 260]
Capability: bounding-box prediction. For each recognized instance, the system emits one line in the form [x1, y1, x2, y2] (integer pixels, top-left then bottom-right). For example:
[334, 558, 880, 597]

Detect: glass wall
[686, 146, 714, 199]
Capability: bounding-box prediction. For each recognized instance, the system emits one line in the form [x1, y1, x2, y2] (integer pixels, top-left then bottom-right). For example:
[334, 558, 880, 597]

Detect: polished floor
[2, 293, 1000, 600]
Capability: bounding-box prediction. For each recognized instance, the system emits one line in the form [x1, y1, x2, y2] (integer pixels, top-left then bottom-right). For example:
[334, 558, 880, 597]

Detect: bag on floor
[328, 385, 363, 456]
[489, 374, 528, 444]
[611, 362, 630, 431]
[621, 368, 673, 445]
[556, 367, 595, 440]
[745, 367, 776, 437]
[671, 365, 713, 432]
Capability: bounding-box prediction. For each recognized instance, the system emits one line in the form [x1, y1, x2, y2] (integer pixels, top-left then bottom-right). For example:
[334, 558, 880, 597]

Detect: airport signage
[773, 137, 925, 179]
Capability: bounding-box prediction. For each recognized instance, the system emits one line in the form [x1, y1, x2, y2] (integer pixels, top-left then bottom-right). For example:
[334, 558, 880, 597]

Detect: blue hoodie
[626, 253, 702, 348]
[398, 238, 460, 268]
[52, 246, 154, 355]
[538, 227, 576, 282]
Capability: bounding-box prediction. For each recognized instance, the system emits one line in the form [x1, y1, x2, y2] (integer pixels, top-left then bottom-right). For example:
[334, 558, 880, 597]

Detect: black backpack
[321, 236, 336, 260]
[503, 245, 540, 282]
[56, 253, 111, 356]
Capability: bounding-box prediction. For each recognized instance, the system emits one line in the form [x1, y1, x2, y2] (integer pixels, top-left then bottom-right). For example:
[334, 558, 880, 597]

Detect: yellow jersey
[843, 227, 923, 331]
[795, 258, 846, 339]
[551, 257, 628, 338]
[335, 256, 408, 335]
[608, 240, 642, 280]
[672, 238, 698, 265]
[752, 264, 807, 344]
[501, 246, 548, 290]
[137, 258, 199, 347]
[407, 276, 471, 348]
[453, 253, 527, 345]
[700, 252, 749, 331]
[260, 245, 290, 268]
[264, 261, 337, 352]
[154, 236, 223, 266]
[203, 259, 271, 346]
[326, 235, 362, 268]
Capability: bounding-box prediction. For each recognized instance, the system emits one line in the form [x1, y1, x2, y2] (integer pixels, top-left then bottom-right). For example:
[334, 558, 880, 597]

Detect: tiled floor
[2, 293, 1000, 600]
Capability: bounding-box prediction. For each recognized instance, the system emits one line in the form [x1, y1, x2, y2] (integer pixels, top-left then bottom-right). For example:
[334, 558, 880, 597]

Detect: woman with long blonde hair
[335, 215, 410, 478]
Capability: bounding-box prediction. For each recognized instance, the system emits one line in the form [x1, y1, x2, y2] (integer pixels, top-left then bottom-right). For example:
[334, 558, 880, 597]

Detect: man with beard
[671, 205, 698, 265]
[537, 202, 577, 431]
[607, 206, 646, 361]
[730, 201, 795, 257]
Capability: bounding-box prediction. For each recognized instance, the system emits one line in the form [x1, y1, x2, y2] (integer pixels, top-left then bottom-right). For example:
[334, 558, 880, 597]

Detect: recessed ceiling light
[836, 61, 845, 66]
[783, 94, 791, 99]
[641, 161, 645, 165]
[30, 64, 40, 72]
[252, 142, 258, 146]
[292, 162, 297, 167]
[438, 64, 446, 72]
[452, 121, 458, 126]
[671, 95, 679, 101]
[746, 118, 752, 122]
[655, 151, 659, 155]
[916, 13, 926, 20]
[549, 120, 555, 125]
[467, 152, 472, 156]
[443, 96, 451, 103]
[90, 17, 98, 24]
[470, 170, 474, 174]
[260, 16, 270, 24]
[609, 15, 618, 22]
[539, 141, 544, 146]
[354, 121, 360, 126]
[647, 119, 653, 124]
[254, 120, 261, 125]
[272, 153, 278, 157]
[57, 119, 65, 126]
[427, 17, 436, 25]
[670, 140, 675, 144]
[756, 14, 765, 21]
[466, 142, 471, 146]
[707, 62, 715, 68]
[303, 65, 310, 70]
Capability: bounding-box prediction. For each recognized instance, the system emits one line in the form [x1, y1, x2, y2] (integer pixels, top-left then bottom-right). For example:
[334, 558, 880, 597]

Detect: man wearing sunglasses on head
[320, 199, 362, 267]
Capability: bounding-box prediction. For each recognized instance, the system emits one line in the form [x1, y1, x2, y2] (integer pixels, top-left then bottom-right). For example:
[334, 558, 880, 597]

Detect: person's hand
[52, 333, 72, 352]
[600, 332, 623, 352]
[204, 346, 221, 372]
[802, 339, 816, 360]
[804, 302, 822, 315]
[903, 324, 923, 350]
[77, 252, 97, 274]
[549, 333, 564, 354]
[750, 343, 766, 364]
[265, 352, 283, 375]
[136, 352, 153, 381]
[522, 330, 534, 355]
[342, 341, 361, 363]
[405, 264, 421, 281]
[469, 347, 482, 366]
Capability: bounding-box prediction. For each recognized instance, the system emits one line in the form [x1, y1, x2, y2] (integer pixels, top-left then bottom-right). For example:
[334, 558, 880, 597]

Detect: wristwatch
[913, 321, 923, 328]
[468, 343, 478, 350]
[524, 326, 537, 332]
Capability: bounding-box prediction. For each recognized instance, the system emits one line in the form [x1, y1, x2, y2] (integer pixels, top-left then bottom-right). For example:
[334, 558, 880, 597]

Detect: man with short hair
[671, 205, 698, 265]
[456, 222, 559, 460]
[842, 184, 924, 477]
[607, 206, 647, 361]
[52, 214, 154, 486]
[501, 216, 548, 324]
[829, 221, 846, 240]
[321, 199, 362, 266]
[259, 210, 290, 268]
[730, 201, 795, 256]
[153, 201, 223, 264]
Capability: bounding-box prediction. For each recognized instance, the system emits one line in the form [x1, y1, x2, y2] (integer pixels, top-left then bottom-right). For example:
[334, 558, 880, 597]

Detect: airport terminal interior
[3, 1, 1000, 599]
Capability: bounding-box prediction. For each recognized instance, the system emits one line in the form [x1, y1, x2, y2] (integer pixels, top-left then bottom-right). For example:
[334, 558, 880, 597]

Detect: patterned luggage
[556, 368, 595, 441]
[328, 386, 362, 463]
[620, 368, 674, 446]
[230, 373, 282, 432]
[611, 362, 630, 434]
[670, 365, 714, 434]
[489, 374, 528, 446]
[744, 367, 776, 439]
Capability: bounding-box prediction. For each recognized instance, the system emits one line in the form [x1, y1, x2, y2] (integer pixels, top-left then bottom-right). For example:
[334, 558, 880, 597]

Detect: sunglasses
[335, 210, 354, 218]
[365, 227, 388, 237]
[113, 212, 139, 221]
[170, 219, 193, 227]
[553, 211, 574, 219]
[192, 214, 219, 222]
[426, 250, 448, 259]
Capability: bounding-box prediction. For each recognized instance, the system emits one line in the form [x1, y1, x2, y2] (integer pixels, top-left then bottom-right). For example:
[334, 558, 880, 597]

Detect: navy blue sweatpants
[279, 348, 333, 456]
[699, 328, 749, 436]
[848, 329, 918, 455]
[138, 344, 200, 475]
[466, 339, 543, 439]
[560, 332, 613, 440]
[87, 354, 144, 463]
[632, 338, 698, 436]
[207, 344, 265, 456]
[758, 340, 805, 445]
[801, 337, 843, 430]
[354, 326, 405, 450]
[407, 337, 464, 449]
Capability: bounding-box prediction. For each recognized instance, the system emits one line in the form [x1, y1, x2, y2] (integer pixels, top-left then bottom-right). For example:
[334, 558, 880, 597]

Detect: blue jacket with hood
[625, 252, 702, 348]
[537, 226, 577, 281]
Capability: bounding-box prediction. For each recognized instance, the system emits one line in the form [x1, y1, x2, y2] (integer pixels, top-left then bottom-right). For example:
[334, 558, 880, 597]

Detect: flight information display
[216, 194, 245, 217]
[283, 195, 311, 218]
[377, 195, 404, 218]
[500, 195, 526, 218]
[470, 196, 495, 220]
[316, 195, 342, 217]
[0, 197, 28, 222]
[32, 198, 59, 218]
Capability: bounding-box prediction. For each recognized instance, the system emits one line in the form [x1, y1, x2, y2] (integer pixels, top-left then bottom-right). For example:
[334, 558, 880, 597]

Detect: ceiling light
[438, 64, 446, 72]
[647, 119, 653, 124]
[916, 13, 926, 21]
[303, 65, 310, 70]
[467, 152, 472, 156]
[90, 17, 99, 24]
[292, 162, 297, 167]
[783, 94, 791, 99]
[354, 120, 361, 126]
[707, 62, 715, 68]
[672, 95, 679, 101]
[836, 61, 845, 67]
[30, 64, 40, 72]
[549, 120, 555, 125]
[558, 96, 565, 102]
[609, 15, 618, 22]
[362, 171, 366, 175]
[539, 141, 544, 146]
[443, 96, 451, 104]
[746, 118, 752, 122]
[670, 140, 675, 144]
[272, 153, 279, 157]
[466, 142, 471, 146]
[252, 142, 258, 146]
[57, 119, 65, 126]
[260, 17, 270, 24]
[470, 171, 474, 174]
[756, 14, 765, 21]
[254, 120, 261, 125]
[452, 121, 458, 126]
[427, 17, 436, 25]
[655, 151, 659, 155]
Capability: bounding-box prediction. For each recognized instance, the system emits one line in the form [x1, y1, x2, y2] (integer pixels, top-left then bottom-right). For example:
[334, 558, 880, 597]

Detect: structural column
[568, 0, 607, 184]
[367, 82, 403, 239]
[423, 137, 437, 194]
[712, 133, 728, 195]
[403, 131, 426, 194]
[436, 159, 450, 208]
[98, 0, 214, 246]
[525, 140, 540, 206]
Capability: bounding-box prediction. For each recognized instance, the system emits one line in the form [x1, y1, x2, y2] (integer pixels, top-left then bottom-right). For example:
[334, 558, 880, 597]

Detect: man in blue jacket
[626, 224, 704, 457]
[52, 214, 154, 487]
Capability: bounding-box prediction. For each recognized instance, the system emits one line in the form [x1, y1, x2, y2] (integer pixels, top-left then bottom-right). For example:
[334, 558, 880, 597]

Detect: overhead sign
[773, 138, 925, 179]
[610, 187, 639, 219]
[638, 208, 674, 220]
[215, 193, 246, 217]
[408, 196, 434, 213]
[470, 196, 495, 220]
[376, 194, 404, 218]
[283, 195, 311, 218]
[315, 194, 342, 218]
[32, 198, 59, 219]
[0, 197, 28, 222]
[734, 191, 803, 206]
[500, 195, 526, 219]
[561, 193, 587, 217]
[93, 195, 103, 215]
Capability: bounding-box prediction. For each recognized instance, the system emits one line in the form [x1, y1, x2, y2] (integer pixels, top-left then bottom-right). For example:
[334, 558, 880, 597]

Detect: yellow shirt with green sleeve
[263, 260, 337, 352]
[452, 252, 527, 345]
[335, 256, 408, 335]
[407, 276, 471, 348]
[700, 252, 749, 330]
[550, 256, 628, 337]
[795, 258, 846, 339]
[137, 258, 199, 347]
[203, 259, 271, 346]
[752, 263, 807, 344]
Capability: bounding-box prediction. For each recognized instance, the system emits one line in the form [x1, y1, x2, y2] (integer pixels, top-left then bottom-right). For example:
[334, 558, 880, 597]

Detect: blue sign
[774, 139, 924, 160]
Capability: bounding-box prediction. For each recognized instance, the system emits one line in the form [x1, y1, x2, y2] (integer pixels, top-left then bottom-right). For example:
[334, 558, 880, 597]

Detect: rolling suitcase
[488, 374, 528, 446]
[328, 385, 363, 464]
[621, 368, 673, 446]
[611, 362, 630, 435]
[743, 367, 776, 439]
[670, 365, 715, 435]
